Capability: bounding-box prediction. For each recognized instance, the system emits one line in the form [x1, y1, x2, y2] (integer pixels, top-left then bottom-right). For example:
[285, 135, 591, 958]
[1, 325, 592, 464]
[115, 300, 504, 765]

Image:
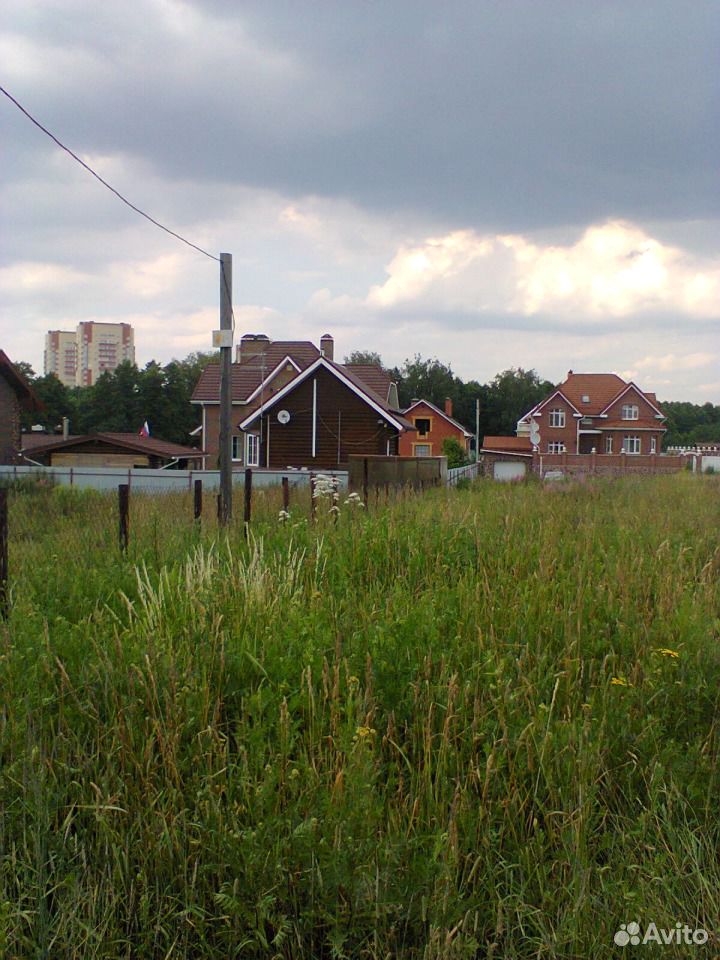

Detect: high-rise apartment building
[44, 322, 135, 386]
[44, 331, 78, 388]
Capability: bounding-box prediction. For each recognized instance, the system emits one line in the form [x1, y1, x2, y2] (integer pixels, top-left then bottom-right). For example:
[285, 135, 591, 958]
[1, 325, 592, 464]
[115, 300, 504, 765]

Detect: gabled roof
[191, 341, 320, 403]
[598, 380, 665, 418]
[403, 398, 473, 437]
[558, 373, 627, 414]
[22, 432, 203, 459]
[343, 364, 394, 407]
[522, 388, 582, 420]
[0, 350, 42, 411]
[239, 357, 413, 432]
[520, 372, 665, 422]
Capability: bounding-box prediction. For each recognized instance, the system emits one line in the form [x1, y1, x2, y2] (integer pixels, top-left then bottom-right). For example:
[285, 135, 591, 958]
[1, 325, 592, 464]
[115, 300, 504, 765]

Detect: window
[622, 436, 641, 454]
[414, 417, 431, 437]
[414, 444, 432, 457]
[621, 404, 639, 420]
[245, 433, 260, 466]
[232, 436, 243, 461]
[549, 408, 565, 428]
[605, 435, 613, 454]
[547, 442, 566, 454]
[650, 436, 657, 454]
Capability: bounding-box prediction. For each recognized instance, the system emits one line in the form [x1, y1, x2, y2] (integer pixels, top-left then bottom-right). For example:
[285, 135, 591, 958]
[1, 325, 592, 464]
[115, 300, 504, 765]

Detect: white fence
[0, 464, 348, 493]
[447, 462, 479, 486]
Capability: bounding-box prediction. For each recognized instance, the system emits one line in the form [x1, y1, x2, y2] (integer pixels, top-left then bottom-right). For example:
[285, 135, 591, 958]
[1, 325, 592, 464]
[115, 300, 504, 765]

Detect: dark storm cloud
[6, 0, 718, 232]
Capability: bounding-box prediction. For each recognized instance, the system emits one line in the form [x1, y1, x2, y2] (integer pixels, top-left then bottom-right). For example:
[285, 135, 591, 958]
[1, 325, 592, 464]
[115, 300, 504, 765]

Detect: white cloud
[0, 261, 92, 292]
[359, 220, 720, 320]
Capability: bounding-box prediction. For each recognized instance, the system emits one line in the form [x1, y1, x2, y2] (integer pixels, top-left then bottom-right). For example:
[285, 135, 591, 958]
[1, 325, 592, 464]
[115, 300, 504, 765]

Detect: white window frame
[622, 436, 641, 454]
[547, 441, 566, 454]
[650, 436, 657, 454]
[548, 408, 565, 428]
[621, 404, 639, 420]
[231, 435, 243, 462]
[245, 433, 260, 467]
[414, 443, 432, 457]
[605, 435, 613, 454]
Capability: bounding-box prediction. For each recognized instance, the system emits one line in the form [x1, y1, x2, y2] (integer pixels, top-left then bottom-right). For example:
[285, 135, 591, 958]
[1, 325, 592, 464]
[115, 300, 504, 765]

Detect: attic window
[582, 395, 590, 403]
[414, 417, 431, 437]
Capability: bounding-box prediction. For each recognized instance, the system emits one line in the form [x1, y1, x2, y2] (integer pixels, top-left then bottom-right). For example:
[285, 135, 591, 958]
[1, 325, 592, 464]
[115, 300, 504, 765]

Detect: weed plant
[0, 475, 718, 958]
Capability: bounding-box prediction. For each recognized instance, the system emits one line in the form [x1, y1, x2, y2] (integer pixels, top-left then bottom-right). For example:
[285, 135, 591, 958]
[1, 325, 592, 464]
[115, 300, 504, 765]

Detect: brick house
[517, 372, 667, 456]
[0, 351, 41, 464]
[192, 334, 413, 470]
[398, 398, 472, 458]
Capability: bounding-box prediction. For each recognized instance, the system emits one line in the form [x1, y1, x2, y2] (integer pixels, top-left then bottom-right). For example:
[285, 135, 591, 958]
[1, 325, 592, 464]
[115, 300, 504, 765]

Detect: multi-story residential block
[43, 322, 135, 387]
[44, 331, 78, 388]
[76, 322, 134, 386]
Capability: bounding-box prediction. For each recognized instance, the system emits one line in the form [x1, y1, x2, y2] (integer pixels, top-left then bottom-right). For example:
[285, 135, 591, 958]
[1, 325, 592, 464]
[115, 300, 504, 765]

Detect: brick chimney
[320, 333, 334, 361]
[236, 333, 271, 364]
[444, 397, 453, 418]
[567, 369, 574, 378]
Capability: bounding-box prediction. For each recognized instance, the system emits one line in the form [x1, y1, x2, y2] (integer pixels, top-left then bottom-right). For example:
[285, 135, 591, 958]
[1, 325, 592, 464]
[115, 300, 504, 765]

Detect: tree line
[16, 351, 720, 450]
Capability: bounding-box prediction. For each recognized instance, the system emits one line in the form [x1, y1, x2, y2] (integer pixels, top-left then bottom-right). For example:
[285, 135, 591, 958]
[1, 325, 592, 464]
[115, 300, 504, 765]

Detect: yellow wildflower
[610, 677, 632, 687]
[355, 726, 376, 738]
[655, 648, 680, 659]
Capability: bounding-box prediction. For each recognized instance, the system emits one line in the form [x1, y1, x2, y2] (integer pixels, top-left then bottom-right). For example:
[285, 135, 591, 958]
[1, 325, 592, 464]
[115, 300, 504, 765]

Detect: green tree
[23, 373, 75, 432]
[344, 350, 384, 367]
[483, 368, 555, 437]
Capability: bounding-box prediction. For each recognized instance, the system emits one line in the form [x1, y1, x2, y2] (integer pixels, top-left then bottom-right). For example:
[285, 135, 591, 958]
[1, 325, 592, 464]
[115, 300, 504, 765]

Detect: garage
[493, 460, 527, 481]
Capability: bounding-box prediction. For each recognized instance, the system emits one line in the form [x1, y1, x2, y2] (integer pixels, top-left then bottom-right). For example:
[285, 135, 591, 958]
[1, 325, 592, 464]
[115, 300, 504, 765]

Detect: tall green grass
[1, 475, 719, 957]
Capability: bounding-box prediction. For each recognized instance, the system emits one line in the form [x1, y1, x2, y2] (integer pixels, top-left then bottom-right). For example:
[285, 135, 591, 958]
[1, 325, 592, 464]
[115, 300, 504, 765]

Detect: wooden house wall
[260, 367, 397, 469]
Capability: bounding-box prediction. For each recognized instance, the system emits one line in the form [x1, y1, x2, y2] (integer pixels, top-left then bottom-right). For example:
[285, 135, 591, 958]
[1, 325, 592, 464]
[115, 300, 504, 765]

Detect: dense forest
[16, 352, 719, 450]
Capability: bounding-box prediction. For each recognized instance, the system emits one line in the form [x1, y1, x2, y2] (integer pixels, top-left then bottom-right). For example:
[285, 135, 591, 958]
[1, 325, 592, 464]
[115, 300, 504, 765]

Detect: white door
[493, 460, 526, 481]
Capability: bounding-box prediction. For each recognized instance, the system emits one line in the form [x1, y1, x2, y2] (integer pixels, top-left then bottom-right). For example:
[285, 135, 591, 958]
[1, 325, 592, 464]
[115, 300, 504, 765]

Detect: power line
[0, 84, 219, 262]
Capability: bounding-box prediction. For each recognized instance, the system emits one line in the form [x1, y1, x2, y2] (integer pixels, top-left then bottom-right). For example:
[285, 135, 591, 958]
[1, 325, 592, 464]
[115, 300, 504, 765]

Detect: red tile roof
[527, 373, 665, 419]
[555, 373, 627, 415]
[482, 436, 533, 452]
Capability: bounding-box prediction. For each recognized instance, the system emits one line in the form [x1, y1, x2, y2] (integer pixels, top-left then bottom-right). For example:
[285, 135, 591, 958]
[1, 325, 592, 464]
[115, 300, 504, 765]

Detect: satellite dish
[277, 409, 291, 425]
[529, 417, 541, 447]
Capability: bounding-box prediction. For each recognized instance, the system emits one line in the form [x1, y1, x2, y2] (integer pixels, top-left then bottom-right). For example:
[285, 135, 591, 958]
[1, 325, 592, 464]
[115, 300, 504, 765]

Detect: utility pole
[475, 397, 480, 462]
[218, 252, 233, 524]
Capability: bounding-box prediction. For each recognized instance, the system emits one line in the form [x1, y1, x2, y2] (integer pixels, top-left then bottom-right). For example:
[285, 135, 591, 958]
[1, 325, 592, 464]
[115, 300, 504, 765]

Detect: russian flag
[139, 421, 150, 437]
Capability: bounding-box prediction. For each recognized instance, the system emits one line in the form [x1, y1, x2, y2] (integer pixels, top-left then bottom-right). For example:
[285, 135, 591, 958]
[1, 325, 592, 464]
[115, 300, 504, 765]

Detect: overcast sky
[1, 0, 718, 401]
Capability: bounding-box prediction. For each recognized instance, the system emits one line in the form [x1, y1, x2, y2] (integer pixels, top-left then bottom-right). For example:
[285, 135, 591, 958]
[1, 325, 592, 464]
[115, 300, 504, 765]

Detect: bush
[441, 436, 469, 468]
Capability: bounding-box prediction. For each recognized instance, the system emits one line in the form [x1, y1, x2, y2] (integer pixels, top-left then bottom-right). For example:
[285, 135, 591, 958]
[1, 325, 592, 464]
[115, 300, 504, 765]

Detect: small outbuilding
[21, 432, 204, 469]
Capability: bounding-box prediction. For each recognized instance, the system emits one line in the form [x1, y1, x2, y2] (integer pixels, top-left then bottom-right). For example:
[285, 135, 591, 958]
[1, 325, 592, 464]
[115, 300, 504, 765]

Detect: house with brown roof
[398, 398, 472, 458]
[517, 371, 667, 456]
[192, 333, 414, 470]
[21, 432, 203, 469]
[0, 351, 42, 464]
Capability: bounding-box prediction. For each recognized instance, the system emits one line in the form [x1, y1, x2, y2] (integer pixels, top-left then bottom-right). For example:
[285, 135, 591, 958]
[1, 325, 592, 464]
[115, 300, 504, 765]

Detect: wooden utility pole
[0, 488, 8, 620]
[193, 478, 202, 522]
[475, 398, 480, 463]
[118, 484, 129, 552]
[218, 253, 233, 524]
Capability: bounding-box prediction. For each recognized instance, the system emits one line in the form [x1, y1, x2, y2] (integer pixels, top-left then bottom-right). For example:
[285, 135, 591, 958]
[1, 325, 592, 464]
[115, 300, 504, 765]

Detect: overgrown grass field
[1, 475, 719, 958]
